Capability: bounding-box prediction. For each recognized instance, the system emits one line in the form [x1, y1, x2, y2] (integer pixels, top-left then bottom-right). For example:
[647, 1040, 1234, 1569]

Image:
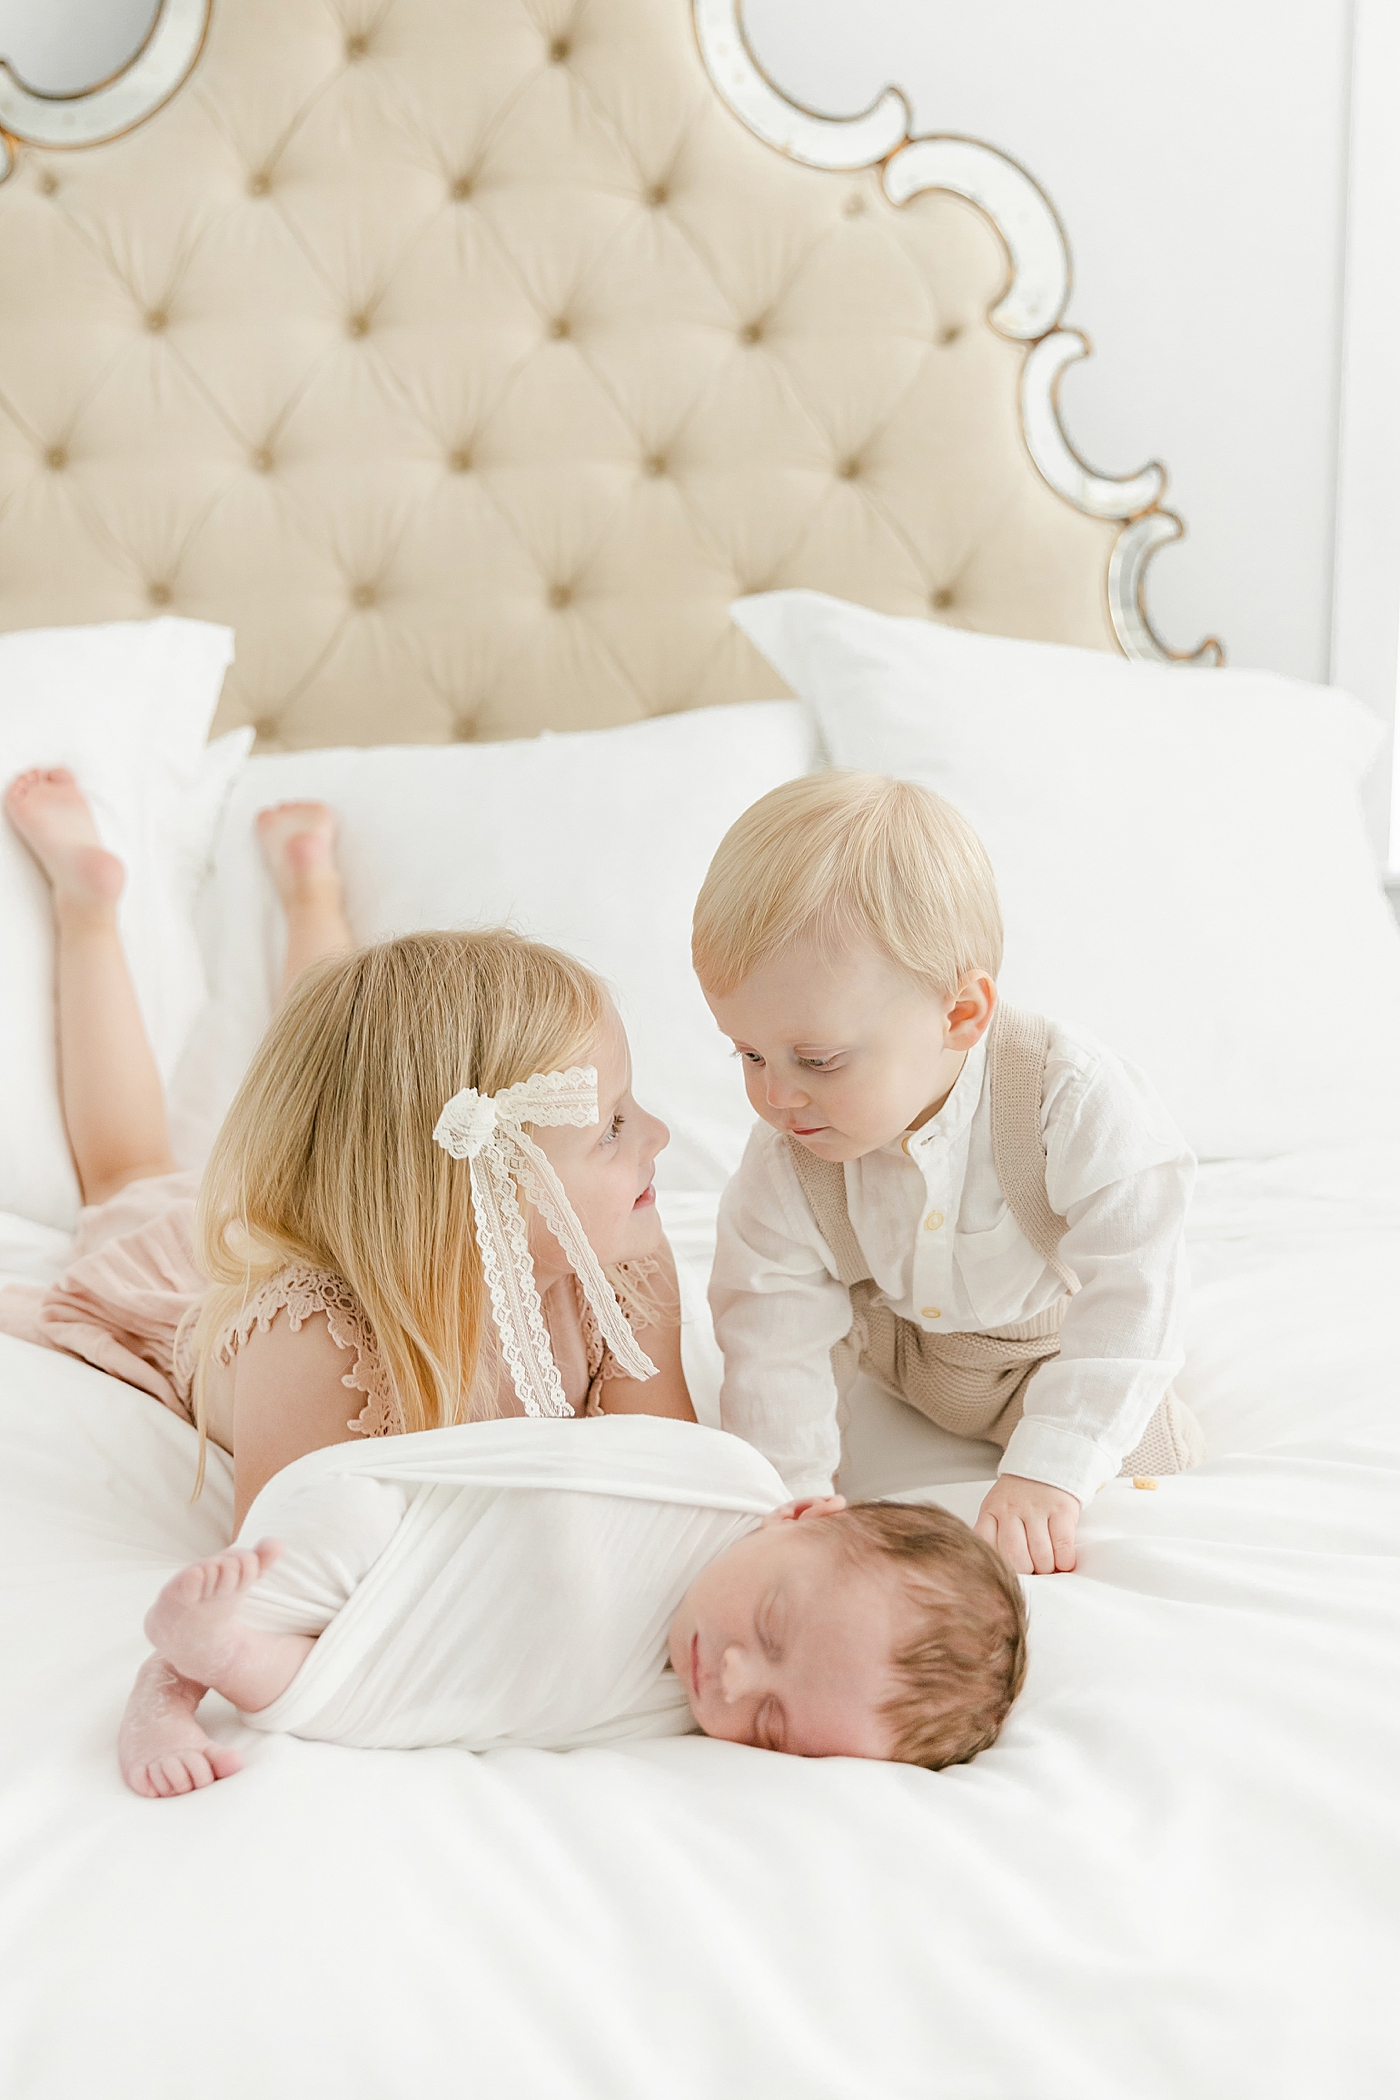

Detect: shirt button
[901, 1135, 913, 1156]
[923, 1210, 943, 1231]
[922, 1306, 941, 1321]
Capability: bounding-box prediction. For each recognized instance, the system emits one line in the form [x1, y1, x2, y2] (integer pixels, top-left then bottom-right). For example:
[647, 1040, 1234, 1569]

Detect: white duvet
[1, 1145, 1398, 2099]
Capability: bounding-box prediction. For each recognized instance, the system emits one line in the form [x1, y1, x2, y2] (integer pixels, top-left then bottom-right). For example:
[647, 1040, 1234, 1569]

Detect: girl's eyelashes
[599, 1111, 625, 1146]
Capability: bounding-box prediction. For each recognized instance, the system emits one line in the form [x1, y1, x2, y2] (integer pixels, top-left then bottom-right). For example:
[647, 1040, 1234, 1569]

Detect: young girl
[3, 765, 693, 1528]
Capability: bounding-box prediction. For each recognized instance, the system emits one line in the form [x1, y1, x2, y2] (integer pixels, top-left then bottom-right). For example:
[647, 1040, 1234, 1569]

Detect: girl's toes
[207, 1743, 243, 1781]
[181, 1750, 215, 1790]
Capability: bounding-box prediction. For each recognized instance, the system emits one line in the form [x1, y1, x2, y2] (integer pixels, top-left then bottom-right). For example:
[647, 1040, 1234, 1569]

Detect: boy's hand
[975, 1476, 1080, 1574]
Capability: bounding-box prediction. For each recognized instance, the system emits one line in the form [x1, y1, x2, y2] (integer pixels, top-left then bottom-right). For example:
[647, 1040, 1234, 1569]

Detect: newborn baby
[119, 1418, 1026, 1794]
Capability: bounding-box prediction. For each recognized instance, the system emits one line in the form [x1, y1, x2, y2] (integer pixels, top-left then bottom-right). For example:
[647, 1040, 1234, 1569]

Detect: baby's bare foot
[119, 1654, 244, 1799]
[3, 767, 124, 909]
[144, 1540, 302, 1713]
[256, 800, 341, 907]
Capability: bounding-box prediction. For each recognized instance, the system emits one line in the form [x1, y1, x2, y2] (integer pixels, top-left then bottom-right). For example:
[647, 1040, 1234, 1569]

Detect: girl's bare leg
[4, 769, 174, 1206]
[255, 802, 353, 995]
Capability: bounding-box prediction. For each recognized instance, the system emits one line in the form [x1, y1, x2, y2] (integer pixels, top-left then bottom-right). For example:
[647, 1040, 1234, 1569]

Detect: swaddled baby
[120, 1418, 1026, 1793]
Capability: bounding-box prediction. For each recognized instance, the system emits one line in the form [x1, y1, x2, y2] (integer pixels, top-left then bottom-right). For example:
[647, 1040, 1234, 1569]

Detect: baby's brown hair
[834, 1502, 1028, 1769]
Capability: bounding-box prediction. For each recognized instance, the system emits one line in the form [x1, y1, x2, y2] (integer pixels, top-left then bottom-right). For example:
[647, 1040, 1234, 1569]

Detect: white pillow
[730, 590, 1400, 1160]
[167, 703, 818, 1190]
[0, 620, 239, 1229]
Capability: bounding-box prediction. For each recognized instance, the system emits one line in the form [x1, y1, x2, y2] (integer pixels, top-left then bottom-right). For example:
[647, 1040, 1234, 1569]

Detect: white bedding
[1, 1146, 1397, 2097]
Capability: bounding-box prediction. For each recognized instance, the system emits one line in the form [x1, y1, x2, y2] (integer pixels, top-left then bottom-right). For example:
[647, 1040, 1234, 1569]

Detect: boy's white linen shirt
[710, 1024, 1196, 1505]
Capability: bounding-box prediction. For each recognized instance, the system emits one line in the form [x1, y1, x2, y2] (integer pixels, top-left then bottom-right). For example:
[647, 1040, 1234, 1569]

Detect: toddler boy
[693, 772, 1202, 1575]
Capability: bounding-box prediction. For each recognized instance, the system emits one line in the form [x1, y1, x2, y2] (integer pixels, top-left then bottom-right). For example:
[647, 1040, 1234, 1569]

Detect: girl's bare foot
[255, 800, 341, 906]
[119, 1654, 245, 1799]
[144, 1540, 311, 1715]
[4, 767, 124, 911]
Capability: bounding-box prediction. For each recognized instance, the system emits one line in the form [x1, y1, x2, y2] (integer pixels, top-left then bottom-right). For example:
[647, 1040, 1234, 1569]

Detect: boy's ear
[945, 974, 997, 1050]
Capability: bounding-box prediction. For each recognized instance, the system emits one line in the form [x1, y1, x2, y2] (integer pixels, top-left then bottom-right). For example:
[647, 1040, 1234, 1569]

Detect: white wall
[746, 0, 1355, 692]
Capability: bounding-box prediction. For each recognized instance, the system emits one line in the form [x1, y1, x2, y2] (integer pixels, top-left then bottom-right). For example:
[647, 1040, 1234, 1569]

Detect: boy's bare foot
[256, 801, 341, 906]
[144, 1540, 309, 1716]
[119, 1654, 245, 1799]
[4, 767, 124, 911]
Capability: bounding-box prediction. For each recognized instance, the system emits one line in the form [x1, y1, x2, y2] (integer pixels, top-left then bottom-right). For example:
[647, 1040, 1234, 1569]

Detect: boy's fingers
[1026, 1519, 1057, 1576]
[1049, 1511, 1078, 1572]
[973, 1508, 999, 1548]
[999, 1518, 1034, 1577]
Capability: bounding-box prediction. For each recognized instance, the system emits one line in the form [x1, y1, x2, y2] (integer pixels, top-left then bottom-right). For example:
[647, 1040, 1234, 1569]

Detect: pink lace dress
[0, 1171, 658, 1450]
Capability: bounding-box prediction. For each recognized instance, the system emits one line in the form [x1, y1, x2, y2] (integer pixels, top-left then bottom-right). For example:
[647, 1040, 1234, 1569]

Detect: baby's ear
[760, 1494, 846, 1529]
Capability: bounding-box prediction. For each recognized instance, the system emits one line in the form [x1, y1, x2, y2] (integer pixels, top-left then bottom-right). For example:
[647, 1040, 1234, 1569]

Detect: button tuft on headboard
[548, 36, 571, 62]
[252, 447, 275, 473]
[347, 312, 370, 338]
[548, 583, 573, 609]
[145, 309, 169, 334]
[448, 448, 473, 473]
[345, 32, 369, 60]
[351, 583, 378, 610]
[44, 445, 68, 472]
[147, 582, 172, 607]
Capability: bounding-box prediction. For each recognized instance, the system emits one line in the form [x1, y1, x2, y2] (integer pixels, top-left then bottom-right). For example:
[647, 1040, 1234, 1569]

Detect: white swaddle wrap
[235, 1416, 788, 1753]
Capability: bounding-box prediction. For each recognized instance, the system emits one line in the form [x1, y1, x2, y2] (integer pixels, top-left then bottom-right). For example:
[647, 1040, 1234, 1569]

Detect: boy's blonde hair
[692, 771, 1003, 998]
[186, 929, 606, 1489]
[835, 1503, 1028, 1769]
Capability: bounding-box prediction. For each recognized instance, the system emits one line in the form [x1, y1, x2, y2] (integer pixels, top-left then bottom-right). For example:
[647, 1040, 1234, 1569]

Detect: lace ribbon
[433, 1065, 658, 1418]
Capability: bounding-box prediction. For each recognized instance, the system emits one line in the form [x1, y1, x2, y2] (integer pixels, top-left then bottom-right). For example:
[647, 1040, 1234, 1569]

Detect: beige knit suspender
[984, 1006, 1080, 1294]
[785, 1005, 1080, 1295]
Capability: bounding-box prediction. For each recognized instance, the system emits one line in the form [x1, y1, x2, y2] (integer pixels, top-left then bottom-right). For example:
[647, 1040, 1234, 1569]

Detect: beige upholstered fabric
[0, 0, 1122, 750]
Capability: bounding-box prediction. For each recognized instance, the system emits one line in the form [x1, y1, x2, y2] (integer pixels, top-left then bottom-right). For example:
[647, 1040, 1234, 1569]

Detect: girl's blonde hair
[186, 929, 606, 1489]
[692, 771, 1003, 997]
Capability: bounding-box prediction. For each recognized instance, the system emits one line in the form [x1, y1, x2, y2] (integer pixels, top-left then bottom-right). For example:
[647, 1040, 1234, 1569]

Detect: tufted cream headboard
[0, 0, 1217, 749]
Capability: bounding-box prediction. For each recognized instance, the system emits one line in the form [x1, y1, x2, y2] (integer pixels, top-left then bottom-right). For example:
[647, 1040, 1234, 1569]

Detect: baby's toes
[157, 1754, 200, 1796]
[211, 1551, 252, 1595]
[123, 1760, 161, 1799]
[206, 1743, 243, 1782]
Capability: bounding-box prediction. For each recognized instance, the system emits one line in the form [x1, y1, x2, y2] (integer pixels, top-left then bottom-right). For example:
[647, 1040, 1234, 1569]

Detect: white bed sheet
[1, 1147, 1398, 2098]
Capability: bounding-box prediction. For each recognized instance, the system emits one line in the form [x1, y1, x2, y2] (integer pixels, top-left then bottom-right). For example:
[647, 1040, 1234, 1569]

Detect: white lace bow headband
[432, 1065, 657, 1419]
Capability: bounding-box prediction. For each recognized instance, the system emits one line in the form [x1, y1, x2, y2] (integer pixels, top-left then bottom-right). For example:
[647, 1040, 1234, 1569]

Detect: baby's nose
[764, 1074, 808, 1108]
[719, 1643, 763, 1704]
